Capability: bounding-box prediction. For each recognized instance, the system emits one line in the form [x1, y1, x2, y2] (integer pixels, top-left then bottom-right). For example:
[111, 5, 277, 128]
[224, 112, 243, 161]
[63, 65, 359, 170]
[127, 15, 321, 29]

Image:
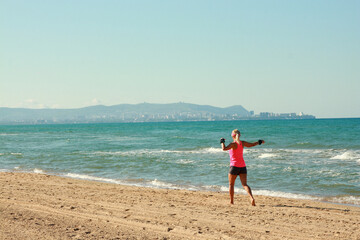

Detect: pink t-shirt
[228, 141, 246, 167]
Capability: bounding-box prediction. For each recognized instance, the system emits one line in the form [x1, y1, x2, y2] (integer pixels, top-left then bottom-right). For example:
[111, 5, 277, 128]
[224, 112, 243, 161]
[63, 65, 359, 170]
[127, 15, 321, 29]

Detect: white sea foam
[203, 185, 224, 191]
[65, 174, 206, 191]
[331, 151, 360, 161]
[219, 186, 230, 192]
[202, 148, 224, 153]
[0, 152, 23, 156]
[202, 186, 319, 201]
[282, 166, 293, 172]
[143, 179, 199, 191]
[253, 190, 319, 200]
[251, 148, 360, 161]
[94, 151, 125, 156]
[150, 179, 179, 189]
[91, 147, 225, 156]
[65, 175, 196, 191]
[246, 148, 324, 157]
[259, 153, 278, 159]
[10, 153, 23, 156]
[159, 150, 186, 154]
[284, 149, 324, 154]
[159, 148, 224, 154]
[211, 186, 317, 200]
[329, 196, 360, 205]
[176, 159, 195, 164]
[33, 168, 45, 174]
[65, 173, 123, 184]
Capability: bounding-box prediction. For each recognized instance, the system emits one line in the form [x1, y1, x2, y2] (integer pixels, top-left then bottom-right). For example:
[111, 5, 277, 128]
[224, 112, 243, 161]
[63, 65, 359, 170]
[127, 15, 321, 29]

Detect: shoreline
[2, 168, 359, 208]
[56, 174, 360, 208]
[1, 169, 359, 208]
[1, 172, 359, 239]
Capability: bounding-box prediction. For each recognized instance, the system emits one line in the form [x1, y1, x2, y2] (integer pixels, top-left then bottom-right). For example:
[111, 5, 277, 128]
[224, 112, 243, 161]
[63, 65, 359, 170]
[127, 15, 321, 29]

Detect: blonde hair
[231, 129, 241, 141]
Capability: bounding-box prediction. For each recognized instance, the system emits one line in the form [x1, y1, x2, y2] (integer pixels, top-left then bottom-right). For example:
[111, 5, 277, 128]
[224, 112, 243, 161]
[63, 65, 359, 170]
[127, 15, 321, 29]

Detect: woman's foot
[251, 198, 256, 206]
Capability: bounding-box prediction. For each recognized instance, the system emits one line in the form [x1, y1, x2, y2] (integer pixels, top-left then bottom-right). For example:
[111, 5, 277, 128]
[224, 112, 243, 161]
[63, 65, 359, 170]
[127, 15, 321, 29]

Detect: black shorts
[229, 166, 247, 175]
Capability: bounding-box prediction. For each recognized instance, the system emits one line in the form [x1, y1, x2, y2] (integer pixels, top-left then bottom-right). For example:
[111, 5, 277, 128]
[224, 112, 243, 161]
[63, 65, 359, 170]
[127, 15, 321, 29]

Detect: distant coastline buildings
[253, 111, 315, 120]
[0, 103, 315, 124]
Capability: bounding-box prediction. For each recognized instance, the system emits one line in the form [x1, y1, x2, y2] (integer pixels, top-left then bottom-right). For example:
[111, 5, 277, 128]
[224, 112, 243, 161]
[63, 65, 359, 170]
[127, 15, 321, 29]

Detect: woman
[220, 129, 265, 206]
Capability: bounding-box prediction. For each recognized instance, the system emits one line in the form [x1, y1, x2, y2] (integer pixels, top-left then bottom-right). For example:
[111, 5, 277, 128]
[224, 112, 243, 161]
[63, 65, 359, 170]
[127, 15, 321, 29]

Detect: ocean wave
[159, 148, 224, 154]
[247, 148, 324, 155]
[64, 173, 123, 184]
[63, 174, 197, 191]
[33, 168, 45, 174]
[90, 147, 353, 158]
[258, 153, 279, 159]
[202, 186, 320, 201]
[0, 152, 23, 157]
[176, 159, 195, 164]
[150, 179, 183, 190]
[324, 196, 360, 206]
[202, 148, 224, 153]
[253, 190, 319, 200]
[88, 148, 360, 165]
[10, 153, 23, 156]
[64, 172, 203, 191]
[282, 166, 294, 172]
[91, 151, 127, 156]
[91, 150, 172, 156]
[131, 179, 198, 191]
[90, 147, 225, 156]
[287, 142, 329, 148]
[285, 149, 324, 154]
[250, 148, 360, 161]
[331, 151, 360, 161]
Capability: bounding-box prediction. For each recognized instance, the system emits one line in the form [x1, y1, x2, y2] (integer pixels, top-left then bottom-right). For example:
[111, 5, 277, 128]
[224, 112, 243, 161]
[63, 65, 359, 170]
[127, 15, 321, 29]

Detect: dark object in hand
[220, 138, 225, 144]
[258, 140, 263, 145]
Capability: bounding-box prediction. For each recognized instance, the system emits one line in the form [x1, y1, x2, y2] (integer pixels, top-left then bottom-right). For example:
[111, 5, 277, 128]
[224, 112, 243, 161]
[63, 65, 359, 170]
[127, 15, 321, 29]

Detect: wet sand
[1, 172, 359, 239]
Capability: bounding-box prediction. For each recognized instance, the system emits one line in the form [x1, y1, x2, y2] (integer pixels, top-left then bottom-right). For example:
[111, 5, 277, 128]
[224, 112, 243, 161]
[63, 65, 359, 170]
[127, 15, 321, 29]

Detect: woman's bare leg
[239, 174, 255, 206]
[228, 174, 237, 204]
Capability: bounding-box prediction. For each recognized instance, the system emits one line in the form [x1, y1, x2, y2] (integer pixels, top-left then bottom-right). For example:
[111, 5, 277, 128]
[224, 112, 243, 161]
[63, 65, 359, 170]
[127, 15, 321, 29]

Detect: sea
[1, 119, 359, 206]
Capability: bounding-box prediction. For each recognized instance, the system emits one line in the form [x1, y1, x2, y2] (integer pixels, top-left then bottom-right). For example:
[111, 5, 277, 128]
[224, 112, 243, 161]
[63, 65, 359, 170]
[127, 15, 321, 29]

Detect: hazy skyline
[1, 0, 359, 118]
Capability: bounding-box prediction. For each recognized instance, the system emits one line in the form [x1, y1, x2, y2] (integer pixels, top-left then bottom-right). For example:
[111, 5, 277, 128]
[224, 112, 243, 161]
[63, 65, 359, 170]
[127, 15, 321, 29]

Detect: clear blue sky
[1, 0, 359, 118]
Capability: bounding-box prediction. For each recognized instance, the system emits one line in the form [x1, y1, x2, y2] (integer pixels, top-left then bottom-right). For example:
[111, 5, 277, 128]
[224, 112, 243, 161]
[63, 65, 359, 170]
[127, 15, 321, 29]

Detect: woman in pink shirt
[220, 129, 265, 206]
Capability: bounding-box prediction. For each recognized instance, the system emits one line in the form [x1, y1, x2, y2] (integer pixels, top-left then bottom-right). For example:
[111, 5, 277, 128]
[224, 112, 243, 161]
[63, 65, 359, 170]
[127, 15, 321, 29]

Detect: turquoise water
[1, 119, 359, 205]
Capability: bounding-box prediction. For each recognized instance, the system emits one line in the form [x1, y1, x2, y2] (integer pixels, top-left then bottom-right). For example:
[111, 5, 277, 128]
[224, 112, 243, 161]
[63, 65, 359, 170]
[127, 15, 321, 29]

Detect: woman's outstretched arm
[242, 140, 265, 148]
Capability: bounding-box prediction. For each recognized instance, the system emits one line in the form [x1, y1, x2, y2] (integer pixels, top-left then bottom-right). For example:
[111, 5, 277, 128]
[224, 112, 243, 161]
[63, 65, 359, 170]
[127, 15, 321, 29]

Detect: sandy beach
[0, 172, 359, 239]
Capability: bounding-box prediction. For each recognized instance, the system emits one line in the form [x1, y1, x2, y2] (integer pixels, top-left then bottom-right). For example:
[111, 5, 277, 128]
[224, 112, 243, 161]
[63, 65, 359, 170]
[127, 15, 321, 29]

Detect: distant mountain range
[0, 103, 251, 124]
